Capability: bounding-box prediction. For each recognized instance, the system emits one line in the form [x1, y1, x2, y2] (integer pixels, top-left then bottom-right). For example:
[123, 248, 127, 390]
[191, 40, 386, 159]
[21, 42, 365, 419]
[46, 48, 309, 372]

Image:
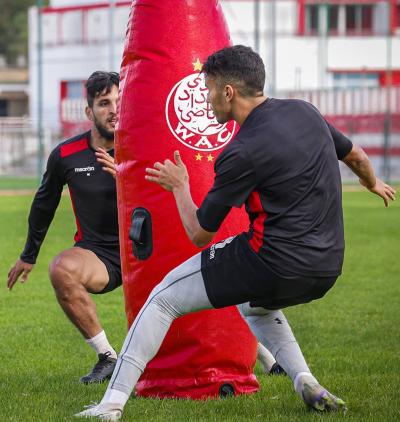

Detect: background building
[0, 65, 33, 177]
[8, 0, 400, 179]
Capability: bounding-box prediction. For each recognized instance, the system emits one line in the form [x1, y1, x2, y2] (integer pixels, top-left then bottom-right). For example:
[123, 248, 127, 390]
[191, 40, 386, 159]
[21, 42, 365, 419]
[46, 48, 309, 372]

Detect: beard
[94, 116, 115, 141]
[214, 111, 228, 125]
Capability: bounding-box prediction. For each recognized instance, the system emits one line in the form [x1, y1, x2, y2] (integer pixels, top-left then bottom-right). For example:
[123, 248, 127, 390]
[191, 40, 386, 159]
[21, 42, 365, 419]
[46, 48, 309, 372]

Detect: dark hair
[85, 71, 119, 107]
[203, 45, 265, 97]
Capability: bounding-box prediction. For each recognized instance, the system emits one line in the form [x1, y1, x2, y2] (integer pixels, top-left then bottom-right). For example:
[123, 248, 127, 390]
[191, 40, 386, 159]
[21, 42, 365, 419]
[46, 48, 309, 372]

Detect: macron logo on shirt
[74, 166, 95, 176]
[74, 166, 95, 172]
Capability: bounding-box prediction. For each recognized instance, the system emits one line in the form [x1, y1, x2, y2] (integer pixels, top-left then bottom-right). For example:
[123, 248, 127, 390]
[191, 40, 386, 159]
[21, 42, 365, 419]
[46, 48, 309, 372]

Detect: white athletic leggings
[108, 252, 310, 396]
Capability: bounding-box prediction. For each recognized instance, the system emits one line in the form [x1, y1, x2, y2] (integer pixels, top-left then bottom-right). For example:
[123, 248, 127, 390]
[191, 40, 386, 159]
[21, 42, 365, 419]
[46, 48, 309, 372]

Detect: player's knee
[148, 279, 180, 317]
[49, 254, 81, 291]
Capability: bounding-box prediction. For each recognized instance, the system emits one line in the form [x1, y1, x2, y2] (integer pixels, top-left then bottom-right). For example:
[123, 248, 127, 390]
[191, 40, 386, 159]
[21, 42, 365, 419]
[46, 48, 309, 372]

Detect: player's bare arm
[7, 259, 34, 290]
[342, 144, 396, 207]
[145, 150, 215, 247]
[95, 147, 116, 179]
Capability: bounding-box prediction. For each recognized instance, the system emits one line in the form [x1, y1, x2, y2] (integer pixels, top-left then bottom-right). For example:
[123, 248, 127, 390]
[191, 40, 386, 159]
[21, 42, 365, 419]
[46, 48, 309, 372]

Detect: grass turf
[0, 191, 399, 421]
[0, 177, 39, 191]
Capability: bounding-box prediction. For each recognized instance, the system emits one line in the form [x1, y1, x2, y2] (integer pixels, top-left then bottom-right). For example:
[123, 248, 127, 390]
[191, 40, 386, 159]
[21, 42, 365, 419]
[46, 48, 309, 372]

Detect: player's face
[205, 76, 230, 124]
[90, 85, 119, 141]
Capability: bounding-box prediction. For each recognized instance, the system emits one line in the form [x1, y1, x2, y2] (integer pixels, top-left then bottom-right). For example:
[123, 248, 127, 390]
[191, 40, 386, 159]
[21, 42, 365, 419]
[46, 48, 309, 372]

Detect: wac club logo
[165, 58, 236, 154]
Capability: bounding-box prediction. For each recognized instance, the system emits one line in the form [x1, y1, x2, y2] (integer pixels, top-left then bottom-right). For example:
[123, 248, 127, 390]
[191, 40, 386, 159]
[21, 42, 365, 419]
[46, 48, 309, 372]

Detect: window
[302, 3, 375, 36]
[305, 5, 319, 34]
[361, 6, 372, 31]
[66, 81, 84, 99]
[396, 5, 400, 30]
[346, 6, 356, 31]
[333, 72, 379, 89]
[0, 100, 7, 117]
[345, 5, 373, 34]
[328, 5, 339, 34]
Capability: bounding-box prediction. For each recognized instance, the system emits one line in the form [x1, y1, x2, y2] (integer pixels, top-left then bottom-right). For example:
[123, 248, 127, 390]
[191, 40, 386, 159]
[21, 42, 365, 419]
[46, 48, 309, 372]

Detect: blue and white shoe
[74, 402, 122, 421]
[79, 352, 117, 384]
[300, 379, 347, 413]
[268, 362, 286, 375]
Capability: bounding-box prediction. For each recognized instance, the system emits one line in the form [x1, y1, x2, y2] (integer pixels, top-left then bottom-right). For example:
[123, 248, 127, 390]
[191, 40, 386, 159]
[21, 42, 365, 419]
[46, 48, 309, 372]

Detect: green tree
[0, 0, 48, 65]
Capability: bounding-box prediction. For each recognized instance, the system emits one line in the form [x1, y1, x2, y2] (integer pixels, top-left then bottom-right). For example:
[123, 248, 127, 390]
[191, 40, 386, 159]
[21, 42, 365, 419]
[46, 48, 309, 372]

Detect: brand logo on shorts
[165, 65, 236, 152]
[209, 236, 235, 260]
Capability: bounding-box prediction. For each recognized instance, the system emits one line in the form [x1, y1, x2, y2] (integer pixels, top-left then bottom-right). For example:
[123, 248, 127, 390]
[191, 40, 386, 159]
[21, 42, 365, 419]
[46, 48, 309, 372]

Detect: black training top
[197, 98, 353, 278]
[20, 131, 119, 264]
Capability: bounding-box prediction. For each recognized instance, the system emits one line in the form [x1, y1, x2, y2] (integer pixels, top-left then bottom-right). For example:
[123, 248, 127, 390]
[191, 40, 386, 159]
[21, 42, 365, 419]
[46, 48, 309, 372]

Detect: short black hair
[85, 71, 119, 107]
[203, 45, 265, 97]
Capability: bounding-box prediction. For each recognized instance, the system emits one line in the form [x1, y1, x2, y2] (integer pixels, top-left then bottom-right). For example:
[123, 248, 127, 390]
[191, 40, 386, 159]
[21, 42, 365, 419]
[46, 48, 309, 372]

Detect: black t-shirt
[21, 131, 119, 264]
[197, 98, 353, 278]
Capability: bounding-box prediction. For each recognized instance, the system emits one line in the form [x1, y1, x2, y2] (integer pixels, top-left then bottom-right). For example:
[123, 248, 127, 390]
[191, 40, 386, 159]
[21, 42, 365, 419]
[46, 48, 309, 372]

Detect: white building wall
[328, 38, 395, 70]
[29, 0, 400, 129]
[222, 0, 298, 92]
[221, 1, 400, 91]
[50, 0, 107, 6]
[29, 3, 129, 130]
[275, 38, 319, 91]
[87, 8, 109, 42]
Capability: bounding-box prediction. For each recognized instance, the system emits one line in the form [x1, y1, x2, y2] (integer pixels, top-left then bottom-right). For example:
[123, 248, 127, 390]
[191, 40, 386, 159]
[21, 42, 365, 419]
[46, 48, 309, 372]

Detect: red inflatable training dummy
[116, 0, 259, 398]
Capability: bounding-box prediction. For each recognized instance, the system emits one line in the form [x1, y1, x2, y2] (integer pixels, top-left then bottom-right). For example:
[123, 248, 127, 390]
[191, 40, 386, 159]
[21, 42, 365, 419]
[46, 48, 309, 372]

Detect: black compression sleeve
[196, 197, 231, 232]
[20, 148, 64, 264]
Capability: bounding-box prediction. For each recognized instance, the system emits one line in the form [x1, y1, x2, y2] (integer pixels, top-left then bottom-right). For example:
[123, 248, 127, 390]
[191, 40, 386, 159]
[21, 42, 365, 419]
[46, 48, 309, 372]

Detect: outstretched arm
[8, 147, 64, 290]
[145, 151, 215, 247]
[342, 144, 396, 207]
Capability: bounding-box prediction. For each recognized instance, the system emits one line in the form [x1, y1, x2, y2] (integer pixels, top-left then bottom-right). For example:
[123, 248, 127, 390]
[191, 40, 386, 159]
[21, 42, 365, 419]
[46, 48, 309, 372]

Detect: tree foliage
[0, 0, 48, 65]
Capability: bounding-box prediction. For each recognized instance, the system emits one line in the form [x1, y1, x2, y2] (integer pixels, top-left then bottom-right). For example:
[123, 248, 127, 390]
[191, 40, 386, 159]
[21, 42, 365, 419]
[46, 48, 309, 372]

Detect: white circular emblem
[165, 73, 236, 152]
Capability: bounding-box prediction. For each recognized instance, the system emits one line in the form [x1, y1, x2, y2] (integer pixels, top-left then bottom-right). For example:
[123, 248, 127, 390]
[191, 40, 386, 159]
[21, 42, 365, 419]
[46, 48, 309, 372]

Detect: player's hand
[359, 177, 396, 207]
[7, 259, 34, 290]
[95, 148, 116, 179]
[145, 151, 189, 192]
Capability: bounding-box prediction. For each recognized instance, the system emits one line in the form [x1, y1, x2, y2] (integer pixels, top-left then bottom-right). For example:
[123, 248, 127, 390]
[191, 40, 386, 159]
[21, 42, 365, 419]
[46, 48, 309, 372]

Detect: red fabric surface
[116, 0, 259, 399]
[60, 138, 88, 158]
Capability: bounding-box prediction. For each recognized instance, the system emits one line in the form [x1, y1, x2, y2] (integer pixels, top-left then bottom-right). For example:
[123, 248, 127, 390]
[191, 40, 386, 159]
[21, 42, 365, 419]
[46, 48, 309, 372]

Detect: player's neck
[233, 95, 268, 126]
[90, 127, 115, 151]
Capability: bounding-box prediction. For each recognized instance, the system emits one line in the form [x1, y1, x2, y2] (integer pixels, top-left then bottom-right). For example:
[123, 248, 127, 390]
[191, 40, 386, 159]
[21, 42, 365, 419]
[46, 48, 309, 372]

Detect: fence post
[37, 0, 44, 184]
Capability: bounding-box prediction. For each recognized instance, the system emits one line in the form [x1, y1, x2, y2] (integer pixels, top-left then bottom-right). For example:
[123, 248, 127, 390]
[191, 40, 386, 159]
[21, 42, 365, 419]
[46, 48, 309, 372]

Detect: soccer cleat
[268, 362, 286, 376]
[300, 379, 347, 413]
[74, 402, 122, 421]
[80, 352, 117, 384]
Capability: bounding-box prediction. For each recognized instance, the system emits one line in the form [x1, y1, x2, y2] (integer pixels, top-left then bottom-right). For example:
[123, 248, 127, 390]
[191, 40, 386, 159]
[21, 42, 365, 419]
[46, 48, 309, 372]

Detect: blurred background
[0, 0, 399, 184]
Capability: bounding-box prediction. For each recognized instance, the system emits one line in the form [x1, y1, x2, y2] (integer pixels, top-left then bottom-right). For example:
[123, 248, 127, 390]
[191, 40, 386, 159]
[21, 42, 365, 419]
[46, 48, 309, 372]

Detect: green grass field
[0, 177, 39, 191]
[0, 191, 399, 421]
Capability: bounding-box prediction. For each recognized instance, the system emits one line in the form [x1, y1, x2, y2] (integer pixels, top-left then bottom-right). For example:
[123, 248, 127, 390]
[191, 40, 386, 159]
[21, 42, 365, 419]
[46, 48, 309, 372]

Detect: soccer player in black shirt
[76, 47, 395, 419]
[7, 71, 121, 384]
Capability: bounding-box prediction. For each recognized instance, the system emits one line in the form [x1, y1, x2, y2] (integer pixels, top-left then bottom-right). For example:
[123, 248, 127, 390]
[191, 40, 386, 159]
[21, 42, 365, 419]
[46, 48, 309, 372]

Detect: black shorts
[201, 234, 338, 310]
[75, 240, 122, 294]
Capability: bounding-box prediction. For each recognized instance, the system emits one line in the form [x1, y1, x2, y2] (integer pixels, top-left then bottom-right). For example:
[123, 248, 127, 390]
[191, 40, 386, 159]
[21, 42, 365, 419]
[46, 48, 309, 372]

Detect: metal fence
[0, 117, 60, 178]
[283, 87, 400, 117]
[1, 86, 399, 182]
[280, 87, 400, 181]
